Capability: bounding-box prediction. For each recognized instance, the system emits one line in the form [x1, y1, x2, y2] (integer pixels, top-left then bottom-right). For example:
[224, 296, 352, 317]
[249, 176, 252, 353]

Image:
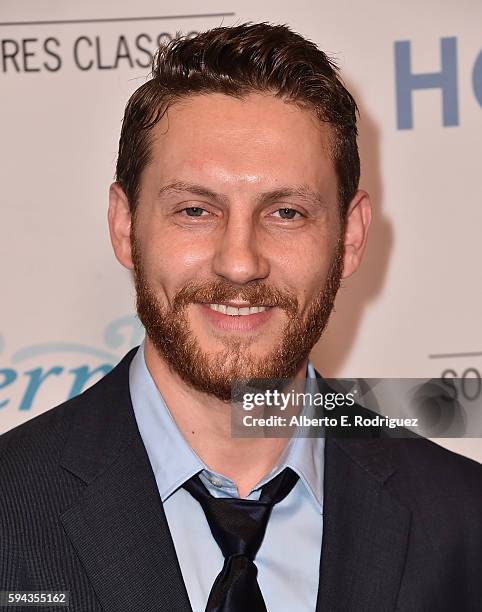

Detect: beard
[131, 232, 344, 402]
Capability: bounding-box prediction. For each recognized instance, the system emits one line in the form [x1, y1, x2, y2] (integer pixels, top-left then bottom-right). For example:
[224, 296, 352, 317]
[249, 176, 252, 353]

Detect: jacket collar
[60, 349, 397, 487]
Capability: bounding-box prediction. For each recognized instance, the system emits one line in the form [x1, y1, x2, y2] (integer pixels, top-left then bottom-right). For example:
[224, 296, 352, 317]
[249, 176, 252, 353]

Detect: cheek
[270, 233, 340, 315]
[141, 225, 214, 290]
[273, 230, 337, 284]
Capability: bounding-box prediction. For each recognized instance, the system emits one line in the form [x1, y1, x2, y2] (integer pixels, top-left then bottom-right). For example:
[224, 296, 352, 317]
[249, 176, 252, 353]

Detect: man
[1, 22, 481, 612]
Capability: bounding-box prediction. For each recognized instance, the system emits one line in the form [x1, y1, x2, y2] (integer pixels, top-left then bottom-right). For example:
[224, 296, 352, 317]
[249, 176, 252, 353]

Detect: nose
[211, 213, 270, 285]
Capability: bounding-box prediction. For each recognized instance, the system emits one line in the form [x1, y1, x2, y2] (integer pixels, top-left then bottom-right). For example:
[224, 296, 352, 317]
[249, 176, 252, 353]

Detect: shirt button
[209, 477, 222, 487]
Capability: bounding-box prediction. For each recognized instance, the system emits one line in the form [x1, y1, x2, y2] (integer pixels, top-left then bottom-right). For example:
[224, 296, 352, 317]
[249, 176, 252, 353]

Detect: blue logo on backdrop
[394, 37, 482, 129]
[0, 316, 144, 412]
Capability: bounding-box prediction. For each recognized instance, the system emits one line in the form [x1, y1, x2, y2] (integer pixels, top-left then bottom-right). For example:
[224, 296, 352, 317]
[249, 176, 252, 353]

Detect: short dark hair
[115, 22, 360, 218]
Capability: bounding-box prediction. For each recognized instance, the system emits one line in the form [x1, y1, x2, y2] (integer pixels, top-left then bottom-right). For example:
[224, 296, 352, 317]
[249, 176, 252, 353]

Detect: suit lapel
[59, 348, 192, 612]
[313, 370, 411, 610]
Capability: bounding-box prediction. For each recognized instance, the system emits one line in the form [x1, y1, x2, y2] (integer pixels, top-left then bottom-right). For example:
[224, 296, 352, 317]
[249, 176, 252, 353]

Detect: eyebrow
[157, 181, 327, 209]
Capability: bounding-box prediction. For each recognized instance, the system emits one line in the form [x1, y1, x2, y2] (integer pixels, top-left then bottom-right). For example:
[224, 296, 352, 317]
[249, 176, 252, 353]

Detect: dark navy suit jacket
[1, 347, 481, 611]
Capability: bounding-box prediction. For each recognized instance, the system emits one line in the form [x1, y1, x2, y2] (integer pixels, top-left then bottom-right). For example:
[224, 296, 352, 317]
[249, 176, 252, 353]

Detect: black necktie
[182, 467, 299, 612]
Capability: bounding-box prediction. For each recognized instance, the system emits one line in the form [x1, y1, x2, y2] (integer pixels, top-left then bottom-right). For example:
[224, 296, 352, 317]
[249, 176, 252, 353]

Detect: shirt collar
[129, 341, 324, 513]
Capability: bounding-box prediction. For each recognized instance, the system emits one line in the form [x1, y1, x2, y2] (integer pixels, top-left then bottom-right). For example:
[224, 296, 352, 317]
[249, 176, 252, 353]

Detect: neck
[143, 337, 309, 498]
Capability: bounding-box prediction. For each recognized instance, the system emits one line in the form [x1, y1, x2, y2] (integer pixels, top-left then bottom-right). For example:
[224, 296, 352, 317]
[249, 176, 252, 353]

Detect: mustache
[172, 280, 299, 315]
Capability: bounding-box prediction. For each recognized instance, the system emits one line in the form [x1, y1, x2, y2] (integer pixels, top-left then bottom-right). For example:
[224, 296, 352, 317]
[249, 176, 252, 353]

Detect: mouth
[206, 303, 271, 316]
[197, 301, 275, 332]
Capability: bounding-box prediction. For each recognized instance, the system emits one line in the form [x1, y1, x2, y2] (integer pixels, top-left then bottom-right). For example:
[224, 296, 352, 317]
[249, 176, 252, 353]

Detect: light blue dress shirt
[129, 342, 324, 612]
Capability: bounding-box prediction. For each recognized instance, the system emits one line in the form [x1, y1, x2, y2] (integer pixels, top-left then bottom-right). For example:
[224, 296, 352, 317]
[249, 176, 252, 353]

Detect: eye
[272, 208, 303, 220]
[182, 206, 207, 217]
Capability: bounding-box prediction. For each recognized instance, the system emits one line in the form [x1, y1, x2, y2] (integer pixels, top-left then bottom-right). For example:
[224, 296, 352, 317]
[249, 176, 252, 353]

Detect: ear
[341, 189, 372, 279]
[108, 182, 134, 270]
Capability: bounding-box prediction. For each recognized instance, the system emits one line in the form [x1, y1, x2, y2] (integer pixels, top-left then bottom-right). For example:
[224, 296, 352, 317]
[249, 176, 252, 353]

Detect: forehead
[144, 92, 336, 196]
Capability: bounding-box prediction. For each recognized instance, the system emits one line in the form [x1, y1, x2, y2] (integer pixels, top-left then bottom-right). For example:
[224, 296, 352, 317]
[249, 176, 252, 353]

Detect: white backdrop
[1, 0, 481, 461]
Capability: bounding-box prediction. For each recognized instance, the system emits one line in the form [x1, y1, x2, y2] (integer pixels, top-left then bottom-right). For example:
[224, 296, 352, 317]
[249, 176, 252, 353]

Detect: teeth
[208, 304, 268, 316]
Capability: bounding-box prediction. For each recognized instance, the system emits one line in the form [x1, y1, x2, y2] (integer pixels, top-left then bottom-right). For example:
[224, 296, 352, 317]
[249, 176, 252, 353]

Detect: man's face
[127, 92, 346, 401]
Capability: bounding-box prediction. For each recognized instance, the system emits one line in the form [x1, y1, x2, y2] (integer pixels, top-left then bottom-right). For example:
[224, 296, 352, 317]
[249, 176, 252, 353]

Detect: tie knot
[182, 468, 299, 560]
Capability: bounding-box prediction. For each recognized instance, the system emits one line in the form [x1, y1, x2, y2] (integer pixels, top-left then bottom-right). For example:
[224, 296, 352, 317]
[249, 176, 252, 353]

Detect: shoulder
[380, 437, 482, 531]
[388, 436, 481, 492]
[0, 394, 82, 472]
[0, 347, 137, 482]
